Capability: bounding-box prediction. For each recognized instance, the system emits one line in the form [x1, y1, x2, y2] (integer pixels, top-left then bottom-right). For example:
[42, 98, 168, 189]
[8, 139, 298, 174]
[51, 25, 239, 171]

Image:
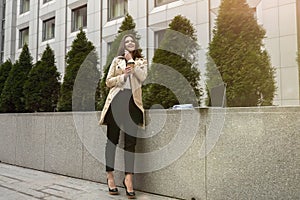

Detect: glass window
[107, 42, 112, 53]
[154, 29, 166, 49]
[72, 5, 87, 32]
[108, 0, 128, 20]
[20, 0, 30, 14]
[2, 20, 5, 30]
[155, 0, 177, 7]
[2, 1, 6, 18]
[19, 27, 29, 48]
[0, 51, 4, 64]
[43, 18, 55, 41]
[1, 35, 4, 50]
[43, 0, 52, 4]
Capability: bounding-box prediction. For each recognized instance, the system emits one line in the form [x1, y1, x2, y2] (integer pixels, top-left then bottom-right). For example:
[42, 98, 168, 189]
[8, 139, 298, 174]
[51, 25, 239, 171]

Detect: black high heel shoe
[107, 178, 119, 195]
[123, 178, 136, 199]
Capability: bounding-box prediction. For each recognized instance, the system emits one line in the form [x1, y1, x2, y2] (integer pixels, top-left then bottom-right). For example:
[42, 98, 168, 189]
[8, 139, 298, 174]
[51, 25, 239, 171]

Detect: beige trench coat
[98, 56, 147, 127]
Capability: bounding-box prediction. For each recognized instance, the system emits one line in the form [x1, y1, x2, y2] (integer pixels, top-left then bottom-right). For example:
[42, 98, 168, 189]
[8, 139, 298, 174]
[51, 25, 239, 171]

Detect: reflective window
[0, 51, 4, 64]
[1, 35, 4, 50]
[20, 0, 30, 14]
[108, 0, 128, 20]
[107, 42, 112, 53]
[155, 0, 177, 7]
[43, 18, 55, 41]
[72, 5, 87, 32]
[1, 20, 5, 30]
[154, 29, 166, 49]
[19, 27, 29, 48]
[2, 1, 6, 18]
[43, 0, 52, 4]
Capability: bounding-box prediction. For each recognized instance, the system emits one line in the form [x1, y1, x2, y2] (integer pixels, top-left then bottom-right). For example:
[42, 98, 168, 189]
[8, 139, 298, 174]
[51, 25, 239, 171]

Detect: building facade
[0, 0, 299, 105]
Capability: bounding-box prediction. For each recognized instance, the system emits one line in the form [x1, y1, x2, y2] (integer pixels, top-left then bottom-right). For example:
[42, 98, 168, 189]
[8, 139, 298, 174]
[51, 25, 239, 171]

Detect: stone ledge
[0, 107, 299, 199]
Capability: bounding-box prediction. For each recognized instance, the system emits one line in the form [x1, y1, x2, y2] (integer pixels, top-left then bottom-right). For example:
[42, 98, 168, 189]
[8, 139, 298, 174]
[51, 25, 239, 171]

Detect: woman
[98, 34, 147, 199]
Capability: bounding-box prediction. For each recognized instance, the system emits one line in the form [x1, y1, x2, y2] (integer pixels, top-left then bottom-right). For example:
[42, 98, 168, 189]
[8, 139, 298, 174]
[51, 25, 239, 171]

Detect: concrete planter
[0, 107, 299, 199]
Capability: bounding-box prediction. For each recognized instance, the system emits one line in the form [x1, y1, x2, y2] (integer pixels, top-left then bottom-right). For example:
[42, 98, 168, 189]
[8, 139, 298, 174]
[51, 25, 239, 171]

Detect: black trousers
[104, 89, 142, 174]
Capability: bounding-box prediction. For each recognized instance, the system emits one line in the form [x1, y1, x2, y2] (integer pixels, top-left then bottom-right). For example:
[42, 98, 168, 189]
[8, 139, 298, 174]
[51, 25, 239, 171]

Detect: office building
[0, 0, 299, 105]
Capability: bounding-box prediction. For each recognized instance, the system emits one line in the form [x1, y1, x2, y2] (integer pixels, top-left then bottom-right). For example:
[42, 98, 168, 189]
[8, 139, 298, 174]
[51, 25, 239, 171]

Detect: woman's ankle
[107, 171, 114, 179]
[125, 173, 133, 180]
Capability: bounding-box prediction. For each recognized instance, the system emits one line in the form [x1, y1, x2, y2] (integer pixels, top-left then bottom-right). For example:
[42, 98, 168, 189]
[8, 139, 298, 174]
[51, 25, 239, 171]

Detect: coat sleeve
[106, 58, 126, 88]
[133, 58, 148, 82]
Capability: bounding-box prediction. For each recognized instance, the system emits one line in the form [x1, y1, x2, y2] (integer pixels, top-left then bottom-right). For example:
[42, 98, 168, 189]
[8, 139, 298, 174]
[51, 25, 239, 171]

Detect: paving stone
[0, 163, 178, 200]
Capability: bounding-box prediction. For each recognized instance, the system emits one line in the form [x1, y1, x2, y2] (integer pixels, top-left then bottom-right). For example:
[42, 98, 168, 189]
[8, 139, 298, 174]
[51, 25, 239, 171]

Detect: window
[155, 0, 177, 7]
[108, 0, 128, 20]
[72, 5, 87, 32]
[43, 18, 55, 41]
[19, 27, 29, 48]
[107, 42, 112, 53]
[1, 1, 5, 64]
[2, 1, 6, 18]
[0, 36, 4, 63]
[43, 0, 52, 3]
[20, 0, 30, 14]
[1, 20, 5, 30]
[154, 29, 166, 49]
[1, 35, 4, 50]
[0, 51, 3, 64]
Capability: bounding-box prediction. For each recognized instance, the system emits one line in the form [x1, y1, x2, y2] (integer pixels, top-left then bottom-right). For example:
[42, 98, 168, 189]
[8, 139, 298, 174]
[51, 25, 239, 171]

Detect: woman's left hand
[125, 65, 132, 76]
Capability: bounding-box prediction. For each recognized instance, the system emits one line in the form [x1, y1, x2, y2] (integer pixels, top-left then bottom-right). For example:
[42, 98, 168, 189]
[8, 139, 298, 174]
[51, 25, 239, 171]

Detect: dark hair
[117, 34, 143, 59]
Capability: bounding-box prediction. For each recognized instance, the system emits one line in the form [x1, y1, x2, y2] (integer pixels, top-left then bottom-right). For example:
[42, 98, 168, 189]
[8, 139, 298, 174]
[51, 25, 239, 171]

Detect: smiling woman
[98, 34, 147, 199]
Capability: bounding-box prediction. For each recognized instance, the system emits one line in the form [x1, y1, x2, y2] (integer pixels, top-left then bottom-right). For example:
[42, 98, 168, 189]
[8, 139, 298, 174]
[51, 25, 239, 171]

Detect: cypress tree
[206, 0, 276, 106]
[0, 59, 12, 97]
[23, 44, 60, 112]
[58, 29, 98, 111]
[0, 44, 33, 112]
[96, 13, 140, 110]
[143, 15, 201, 109]
[72, 43, 99, 111]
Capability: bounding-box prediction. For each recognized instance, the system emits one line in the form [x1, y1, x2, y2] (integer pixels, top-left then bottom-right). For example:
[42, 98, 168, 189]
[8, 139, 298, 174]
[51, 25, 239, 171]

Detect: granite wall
[0, 107, 299, 200]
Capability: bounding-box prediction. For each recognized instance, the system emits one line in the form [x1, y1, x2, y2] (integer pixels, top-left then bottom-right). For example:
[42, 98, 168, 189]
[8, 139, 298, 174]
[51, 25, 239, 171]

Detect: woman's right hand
[124, 50, 132, 61]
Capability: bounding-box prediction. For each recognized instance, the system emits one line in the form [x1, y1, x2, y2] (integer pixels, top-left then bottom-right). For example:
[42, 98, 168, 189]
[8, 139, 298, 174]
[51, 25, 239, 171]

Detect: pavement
[0, 163, 178, 200]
